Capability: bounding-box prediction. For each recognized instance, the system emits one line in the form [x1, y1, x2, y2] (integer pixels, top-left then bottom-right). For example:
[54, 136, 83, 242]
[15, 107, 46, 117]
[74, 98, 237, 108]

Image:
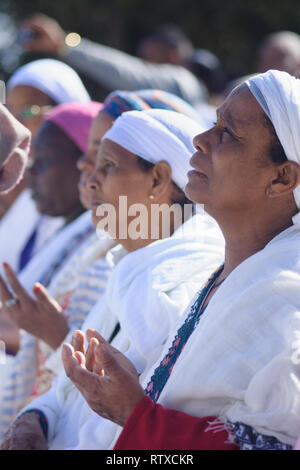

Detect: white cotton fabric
[0, 189, 39, 276]
[246, 70, 300, 223]
[103, 109, 204, 190]
[19, 212, 225, 450]
[109, 223, 300, 448]
[18, 210, 93, 292]
[7, 59, 90, 104]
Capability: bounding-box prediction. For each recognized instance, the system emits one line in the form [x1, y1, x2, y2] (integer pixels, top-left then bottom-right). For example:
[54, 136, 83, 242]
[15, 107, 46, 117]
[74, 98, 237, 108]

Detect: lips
[189, 152, 207, 178]
[187, 169, 207, 180]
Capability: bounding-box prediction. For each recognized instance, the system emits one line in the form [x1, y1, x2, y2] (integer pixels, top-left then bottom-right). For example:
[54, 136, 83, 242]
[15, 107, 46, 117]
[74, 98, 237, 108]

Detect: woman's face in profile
[185, 85, 275, 217]
[88, 138, 153, 238]
[77, 111, 114, 210]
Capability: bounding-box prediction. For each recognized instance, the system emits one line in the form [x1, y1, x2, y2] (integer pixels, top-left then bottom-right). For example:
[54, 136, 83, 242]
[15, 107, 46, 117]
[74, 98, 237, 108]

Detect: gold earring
[149, 194, 155, 200]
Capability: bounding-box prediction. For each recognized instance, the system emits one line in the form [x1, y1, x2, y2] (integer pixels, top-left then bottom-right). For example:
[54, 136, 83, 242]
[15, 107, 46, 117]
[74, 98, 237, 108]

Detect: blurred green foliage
[5, 0, 300, 77]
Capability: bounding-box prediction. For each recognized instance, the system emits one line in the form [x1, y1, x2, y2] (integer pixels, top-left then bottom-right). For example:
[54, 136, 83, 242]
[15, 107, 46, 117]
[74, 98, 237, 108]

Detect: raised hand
[19, 13, 66, 54]
[0, 263, 69, 349]
[62, 329, 146, 426]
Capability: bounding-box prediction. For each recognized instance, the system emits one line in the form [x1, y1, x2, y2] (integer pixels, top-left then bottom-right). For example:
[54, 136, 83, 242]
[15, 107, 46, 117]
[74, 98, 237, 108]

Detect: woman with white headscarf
[0, 59, 91, 277]
[0, 108, 225, 450]
[9, 69, 300, 451]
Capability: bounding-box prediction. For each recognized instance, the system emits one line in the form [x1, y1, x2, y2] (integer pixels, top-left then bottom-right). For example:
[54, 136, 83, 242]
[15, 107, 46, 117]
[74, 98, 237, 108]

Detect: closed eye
[213, 121, 235, 143]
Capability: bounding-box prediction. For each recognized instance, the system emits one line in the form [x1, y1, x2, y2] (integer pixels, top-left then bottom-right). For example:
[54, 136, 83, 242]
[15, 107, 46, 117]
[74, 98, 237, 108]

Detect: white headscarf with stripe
[103, 108, 205, 190]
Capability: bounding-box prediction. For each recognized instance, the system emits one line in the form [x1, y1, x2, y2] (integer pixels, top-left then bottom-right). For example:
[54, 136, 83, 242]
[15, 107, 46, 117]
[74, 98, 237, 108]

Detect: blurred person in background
[17, 13, 209, 111]
[0, 58, 90, 277]
[257, 31, 300, 77]
[0, 101, 102, 438]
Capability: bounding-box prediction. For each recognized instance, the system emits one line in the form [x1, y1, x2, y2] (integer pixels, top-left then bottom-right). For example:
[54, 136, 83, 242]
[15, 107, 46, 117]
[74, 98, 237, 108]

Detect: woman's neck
[63, 204, 85, 226]
[215, 210, 294, 279]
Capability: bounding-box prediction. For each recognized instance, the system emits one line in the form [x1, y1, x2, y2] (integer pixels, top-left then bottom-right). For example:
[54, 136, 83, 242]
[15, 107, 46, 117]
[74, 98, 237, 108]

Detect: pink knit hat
[43, 101, 103, 154]
[0, 104, 31, 194]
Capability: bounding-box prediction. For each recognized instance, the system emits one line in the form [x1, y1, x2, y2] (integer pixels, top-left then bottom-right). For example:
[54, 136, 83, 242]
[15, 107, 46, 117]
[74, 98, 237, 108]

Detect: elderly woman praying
[24, 69, 300, 451]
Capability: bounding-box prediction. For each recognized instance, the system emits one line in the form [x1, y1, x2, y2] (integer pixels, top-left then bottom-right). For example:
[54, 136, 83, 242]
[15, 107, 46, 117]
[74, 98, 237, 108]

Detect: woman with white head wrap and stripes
[33, 70, 300, 451]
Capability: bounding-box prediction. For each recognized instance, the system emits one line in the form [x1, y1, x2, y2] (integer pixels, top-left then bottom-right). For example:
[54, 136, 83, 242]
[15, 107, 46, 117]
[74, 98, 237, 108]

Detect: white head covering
[246, 69, 300, 224]
[103, 108, 205, 190]
[7, 59, 90, 104]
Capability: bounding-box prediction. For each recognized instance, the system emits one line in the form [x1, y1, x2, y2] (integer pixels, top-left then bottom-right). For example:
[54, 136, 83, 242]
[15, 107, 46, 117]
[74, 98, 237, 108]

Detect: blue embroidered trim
[145, 265, 224, 402]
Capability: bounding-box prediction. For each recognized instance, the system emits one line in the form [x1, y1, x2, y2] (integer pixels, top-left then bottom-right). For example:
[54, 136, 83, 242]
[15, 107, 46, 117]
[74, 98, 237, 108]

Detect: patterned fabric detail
[38, 224, 94, 287]
[145, 265, 224, 402]
[228, 421, 292, 450]
[103, 89, 199, 121]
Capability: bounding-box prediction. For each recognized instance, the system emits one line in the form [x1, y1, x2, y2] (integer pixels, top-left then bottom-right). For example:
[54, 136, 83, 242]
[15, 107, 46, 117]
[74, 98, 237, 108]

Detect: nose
[87, 168, 99, 191]
[193, 129, 211, 154]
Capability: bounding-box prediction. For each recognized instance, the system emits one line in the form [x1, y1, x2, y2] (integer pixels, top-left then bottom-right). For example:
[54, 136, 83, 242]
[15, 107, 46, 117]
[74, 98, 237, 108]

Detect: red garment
[114, 396, 239, 450]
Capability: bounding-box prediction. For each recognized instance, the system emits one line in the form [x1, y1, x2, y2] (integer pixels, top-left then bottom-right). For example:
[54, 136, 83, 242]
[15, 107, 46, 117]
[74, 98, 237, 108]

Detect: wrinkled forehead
[217, 83, 267, 130]
[97, 137, 138, 164]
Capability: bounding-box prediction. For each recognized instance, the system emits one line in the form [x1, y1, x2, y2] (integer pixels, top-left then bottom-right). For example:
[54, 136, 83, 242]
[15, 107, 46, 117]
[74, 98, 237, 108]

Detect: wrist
[16, 409, 48, 439]
[43, 314, 69, 349]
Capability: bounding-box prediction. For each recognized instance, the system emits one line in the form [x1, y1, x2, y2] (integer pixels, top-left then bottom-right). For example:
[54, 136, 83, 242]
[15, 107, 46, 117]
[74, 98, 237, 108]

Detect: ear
[150, 161, 173, 200]
[267, 161, 300, 199]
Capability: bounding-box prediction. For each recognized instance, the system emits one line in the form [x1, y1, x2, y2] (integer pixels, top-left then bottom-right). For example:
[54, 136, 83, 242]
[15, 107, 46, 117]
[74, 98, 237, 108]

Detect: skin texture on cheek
[186, 86, 274, 214]
[78, 112, 115, 210]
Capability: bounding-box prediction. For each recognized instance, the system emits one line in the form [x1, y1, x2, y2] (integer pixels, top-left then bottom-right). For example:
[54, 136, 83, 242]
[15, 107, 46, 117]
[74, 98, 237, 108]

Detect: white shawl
[26, 212, 225, 449]
[115, 224, 300, 448]
[19, 210, 93, 292]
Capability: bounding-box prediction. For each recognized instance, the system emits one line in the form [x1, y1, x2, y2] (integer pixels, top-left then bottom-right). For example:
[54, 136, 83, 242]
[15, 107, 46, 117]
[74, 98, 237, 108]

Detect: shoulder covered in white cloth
[133, 224, 300, 447]
[20, 212, 225, 449]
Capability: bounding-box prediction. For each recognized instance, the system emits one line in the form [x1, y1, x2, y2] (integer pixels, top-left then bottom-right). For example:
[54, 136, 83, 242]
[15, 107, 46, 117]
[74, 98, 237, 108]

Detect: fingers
[0, 272, 14, 304]
[33, 283, 62, 313]
[62, 343, 96, 393]
[71, 330, 86, 355]
[3, 263, 29, 303]
[94, 341, 119, 377]
[86, 328, 106, 345]
[85, 338, 98, 372]
[61, 343, 82, 377]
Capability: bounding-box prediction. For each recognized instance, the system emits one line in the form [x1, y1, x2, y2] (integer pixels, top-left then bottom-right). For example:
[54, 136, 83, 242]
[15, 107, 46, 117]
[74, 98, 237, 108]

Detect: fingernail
[3, 263, 8, 269]
[34, 284, 42, 293]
